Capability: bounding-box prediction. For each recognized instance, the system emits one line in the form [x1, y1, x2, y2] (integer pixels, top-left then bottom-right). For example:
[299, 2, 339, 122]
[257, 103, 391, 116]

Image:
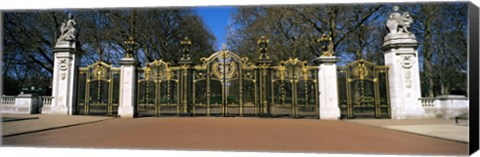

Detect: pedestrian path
[345, 119, 469, 143]
[1, 114, 469, 144]
[1, 114, 115, 137]
[2, 117, 467, 155]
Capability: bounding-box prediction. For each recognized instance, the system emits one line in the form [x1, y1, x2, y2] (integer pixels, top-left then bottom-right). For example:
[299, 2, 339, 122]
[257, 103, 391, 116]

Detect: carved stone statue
[57, 14, 77, 42]
[386, 6, 413, 34]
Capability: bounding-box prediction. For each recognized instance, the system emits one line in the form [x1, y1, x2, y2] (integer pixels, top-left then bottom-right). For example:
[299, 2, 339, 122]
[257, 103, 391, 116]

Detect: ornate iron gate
[337, 59, 390, 118]
[76, 37, 320, 118]
[77, 61, 120, 115]
[192, 50, 258, 116]
[271, 58, 319, 118]
[132, 49, 319, 118]
[136, 60, 181, 117]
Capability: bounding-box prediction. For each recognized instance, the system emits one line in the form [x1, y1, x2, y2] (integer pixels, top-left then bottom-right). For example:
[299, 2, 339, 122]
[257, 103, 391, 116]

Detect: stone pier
[117, 58, 137, 118]
[47, 41, 80, 115]
[315, 56, 341, 120]
[382, 33, 425, 119]
[381, 6, 426, 119]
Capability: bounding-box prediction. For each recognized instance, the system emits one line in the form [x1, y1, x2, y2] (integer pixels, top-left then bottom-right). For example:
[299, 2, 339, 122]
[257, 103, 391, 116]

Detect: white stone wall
[434, 95, 469, 119]
[0, 94, 40, 114]
[1, 95, 56, 114]
[15, 94, 41, 114]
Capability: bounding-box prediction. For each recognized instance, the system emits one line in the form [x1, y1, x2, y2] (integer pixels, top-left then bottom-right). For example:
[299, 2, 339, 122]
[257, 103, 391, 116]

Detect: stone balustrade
[40, 96, 54, 107]
[419, 95, 469, 119]
[1, 96, 16, 106]
[419, 97, 436, 118]
[40, 96, 54, 113]
[1, 95, 17, 113]
[0, 95, 55, 114]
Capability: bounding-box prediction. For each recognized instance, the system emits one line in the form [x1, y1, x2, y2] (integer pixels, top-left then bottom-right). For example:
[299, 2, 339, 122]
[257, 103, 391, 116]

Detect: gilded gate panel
[137, 60, 180, 117]
[77, 61, 120, 116]
[338, 59, 390, 118]
[192, 50, 257, 116]
[76, 42, 320, 119]
[271, 58, 319, 118]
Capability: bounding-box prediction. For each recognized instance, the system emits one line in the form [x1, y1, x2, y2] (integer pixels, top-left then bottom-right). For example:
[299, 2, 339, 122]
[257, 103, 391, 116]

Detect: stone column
[382, 33, 425, 119]
[117, 58, 137, 118]
[48, 41, 80, 115]
[315, 56, 340, 120]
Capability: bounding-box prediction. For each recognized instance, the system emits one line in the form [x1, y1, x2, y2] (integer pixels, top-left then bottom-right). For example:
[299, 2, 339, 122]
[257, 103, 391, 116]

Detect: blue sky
[194, 6, 234, 51]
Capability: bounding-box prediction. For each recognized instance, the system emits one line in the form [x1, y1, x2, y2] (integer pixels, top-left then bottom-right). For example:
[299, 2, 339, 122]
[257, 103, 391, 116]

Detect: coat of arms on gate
[212, 61, 237, 80]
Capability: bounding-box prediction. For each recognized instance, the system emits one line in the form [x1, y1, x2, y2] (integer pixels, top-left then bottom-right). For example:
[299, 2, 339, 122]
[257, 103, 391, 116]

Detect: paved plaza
[1, 114, 469, 156]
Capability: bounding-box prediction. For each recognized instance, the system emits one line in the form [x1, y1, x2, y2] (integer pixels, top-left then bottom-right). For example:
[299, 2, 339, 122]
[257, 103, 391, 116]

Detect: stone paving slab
[345, 119, 469, 143]
[2, 117, 39, 122]
[385, 124, 468, 143]
[1, 114, 115, 137]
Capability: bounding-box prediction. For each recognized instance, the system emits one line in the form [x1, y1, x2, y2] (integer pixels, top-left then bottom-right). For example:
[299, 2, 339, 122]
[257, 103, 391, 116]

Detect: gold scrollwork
[352, 62, 369, 80]
[338, 58, 391, 118]
[144, 66, 151, 81]
[196, 72, 206, 79]
[92, 64, 108, 80]
[302, 65, 309, 81]
[243, 71, 254, 79]
[146, 59, 173, 81]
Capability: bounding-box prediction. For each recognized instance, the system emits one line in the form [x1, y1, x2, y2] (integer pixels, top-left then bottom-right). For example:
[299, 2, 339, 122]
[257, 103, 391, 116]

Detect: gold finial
[123, 36, 138, 59]
[318, 33, 334, 57]
[180, 37, 192, 45]
[257, 36, 269, 44]
[257, 36, 269, 60]
[180, 37, 192, 61]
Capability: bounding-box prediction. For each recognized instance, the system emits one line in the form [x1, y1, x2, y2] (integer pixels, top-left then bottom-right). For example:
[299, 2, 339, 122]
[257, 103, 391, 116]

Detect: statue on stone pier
[57, 14, 78, 42]
[386, 6, 413, 34]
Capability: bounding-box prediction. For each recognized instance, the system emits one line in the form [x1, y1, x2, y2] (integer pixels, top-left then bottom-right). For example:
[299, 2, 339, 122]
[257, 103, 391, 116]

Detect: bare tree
[2, 8, 216, 95]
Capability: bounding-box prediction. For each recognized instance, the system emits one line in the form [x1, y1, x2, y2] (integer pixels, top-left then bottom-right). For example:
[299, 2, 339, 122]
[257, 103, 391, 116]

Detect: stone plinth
[382, 33, 418, 48]
[434, 95, 469, 119]
[314, 56, 340, 120]
[382, 33, 425, 119]
[49, 40, 80, 115]
[118, 58, 137, 118]
[14, 94, 40, 114]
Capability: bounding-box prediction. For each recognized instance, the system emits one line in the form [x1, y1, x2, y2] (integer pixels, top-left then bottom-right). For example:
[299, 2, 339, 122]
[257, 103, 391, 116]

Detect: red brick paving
[2, 117, 468, 155]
